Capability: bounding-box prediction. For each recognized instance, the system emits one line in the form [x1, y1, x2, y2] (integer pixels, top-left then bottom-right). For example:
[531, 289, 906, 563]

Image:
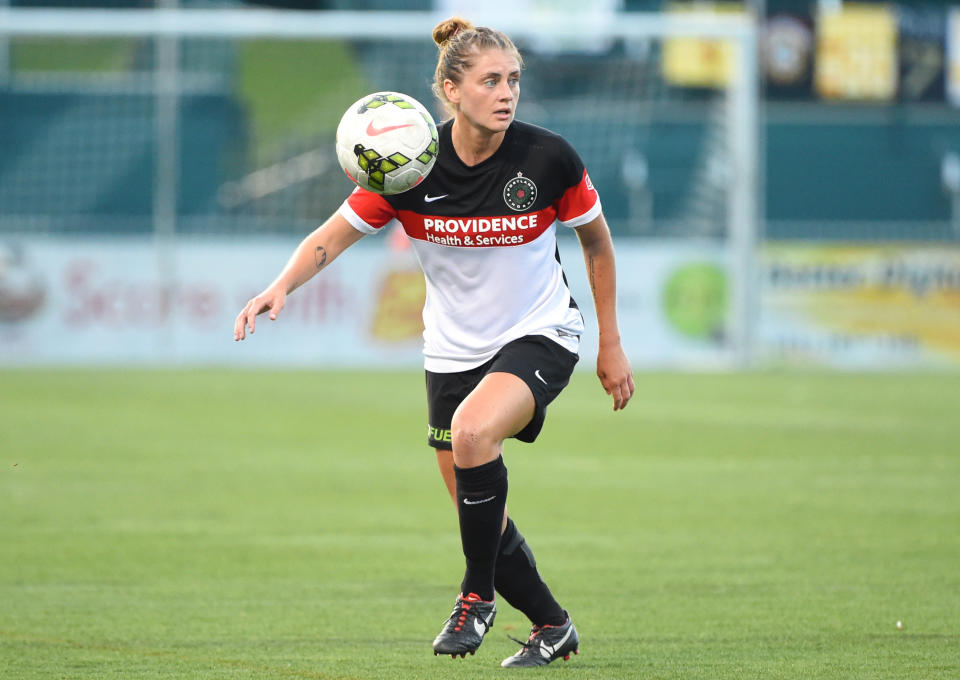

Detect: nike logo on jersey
[534, 370, 548, 385]
[463, 495, 497, 505]
[365, 121, 415, 136]
[539, 626, 574, 659]
[424, 194, 448, 203]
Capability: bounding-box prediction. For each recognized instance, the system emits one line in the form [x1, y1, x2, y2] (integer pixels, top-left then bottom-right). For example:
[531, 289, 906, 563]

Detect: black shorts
[425, 334, 579, 450]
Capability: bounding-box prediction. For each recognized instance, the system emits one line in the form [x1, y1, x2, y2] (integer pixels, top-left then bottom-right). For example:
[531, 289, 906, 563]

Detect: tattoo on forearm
[588, 254, 597, 292]
[315, 246, 327, 270]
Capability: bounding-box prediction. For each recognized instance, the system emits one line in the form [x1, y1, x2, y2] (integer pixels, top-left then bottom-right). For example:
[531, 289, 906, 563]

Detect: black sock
[494, 517, 567, 627]
[454, 456, 508, 602]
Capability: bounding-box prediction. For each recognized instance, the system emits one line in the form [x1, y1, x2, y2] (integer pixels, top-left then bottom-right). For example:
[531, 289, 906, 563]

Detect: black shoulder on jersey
[502, 120, 586, 189]
[384, 118, 586, 213]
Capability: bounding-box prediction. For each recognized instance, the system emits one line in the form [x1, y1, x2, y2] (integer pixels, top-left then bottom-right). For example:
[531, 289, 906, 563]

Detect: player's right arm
[234, 212, 365, 340]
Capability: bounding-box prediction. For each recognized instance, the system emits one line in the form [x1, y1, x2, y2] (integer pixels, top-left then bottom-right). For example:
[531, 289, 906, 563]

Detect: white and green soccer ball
[335, 91, 439, 195]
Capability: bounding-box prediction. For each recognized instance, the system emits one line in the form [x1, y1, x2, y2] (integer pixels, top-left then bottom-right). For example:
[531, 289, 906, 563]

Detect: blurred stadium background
[1, 0, 957, 370]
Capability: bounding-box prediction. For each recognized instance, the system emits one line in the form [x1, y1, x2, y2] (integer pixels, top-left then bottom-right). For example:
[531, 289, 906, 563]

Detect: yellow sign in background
[662, 4, 742, 88]
[762, 245, 960, 364]
[815, 4, 898, 101]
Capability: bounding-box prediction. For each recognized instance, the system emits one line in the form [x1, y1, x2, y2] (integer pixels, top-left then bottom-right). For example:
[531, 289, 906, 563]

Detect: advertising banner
[761, 14, 814, 99]
[662, 5, 742, 89]
[0, 235, 425, 367]
[760, 245, 960, 368]
[815, 5, 898, 101]
[949, 8, 960, 107]
[5, 237, 958, 369]
[897, 6, 945, 102]
[0, 235, 734, 368]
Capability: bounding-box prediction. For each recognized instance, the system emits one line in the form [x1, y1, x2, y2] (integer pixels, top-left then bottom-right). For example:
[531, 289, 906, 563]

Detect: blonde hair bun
[431, 17, 522, 117]
[432, 17, 474, 48]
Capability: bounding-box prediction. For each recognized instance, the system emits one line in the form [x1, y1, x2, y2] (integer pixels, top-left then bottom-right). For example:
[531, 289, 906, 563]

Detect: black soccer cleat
[432, 592, 496, 658]
[500, 614, 580, 668]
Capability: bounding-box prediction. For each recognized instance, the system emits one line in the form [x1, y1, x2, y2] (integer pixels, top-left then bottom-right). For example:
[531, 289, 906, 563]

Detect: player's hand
[596, 340, 635, 411]
[234, 285, 286, 341]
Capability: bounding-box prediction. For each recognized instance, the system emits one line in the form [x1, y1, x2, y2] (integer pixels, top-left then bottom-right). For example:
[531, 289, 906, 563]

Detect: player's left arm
[574, 213, 635, 411]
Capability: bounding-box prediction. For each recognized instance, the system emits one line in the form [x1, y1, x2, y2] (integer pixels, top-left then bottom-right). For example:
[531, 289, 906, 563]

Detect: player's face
[447, 49, 521, 135]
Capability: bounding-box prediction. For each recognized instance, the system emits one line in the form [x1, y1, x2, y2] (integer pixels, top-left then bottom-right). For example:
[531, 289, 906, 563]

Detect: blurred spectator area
[1, 0, 959, 241]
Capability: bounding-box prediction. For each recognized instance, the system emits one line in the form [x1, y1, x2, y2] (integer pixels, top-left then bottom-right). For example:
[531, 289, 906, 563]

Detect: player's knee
[450, 411, 485, 450]
[450, 411, 497, 465]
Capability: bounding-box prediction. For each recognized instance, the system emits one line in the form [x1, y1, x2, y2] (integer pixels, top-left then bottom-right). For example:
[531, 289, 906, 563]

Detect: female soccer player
[234, 16, 634, 668]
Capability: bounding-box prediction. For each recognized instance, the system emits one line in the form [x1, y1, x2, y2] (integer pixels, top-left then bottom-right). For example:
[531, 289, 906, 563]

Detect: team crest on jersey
[503, 172, 538, 212]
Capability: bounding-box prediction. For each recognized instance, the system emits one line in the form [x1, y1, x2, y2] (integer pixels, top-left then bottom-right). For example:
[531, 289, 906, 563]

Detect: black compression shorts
[425, 334, 579, 450]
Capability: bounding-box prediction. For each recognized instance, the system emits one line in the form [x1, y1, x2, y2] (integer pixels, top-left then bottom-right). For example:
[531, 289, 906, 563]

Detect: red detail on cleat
[564, 654, 570, 661]
[574, 649, 579, 655]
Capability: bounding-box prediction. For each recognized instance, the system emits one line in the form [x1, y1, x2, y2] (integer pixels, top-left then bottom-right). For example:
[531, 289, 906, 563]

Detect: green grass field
[1, 370, 958, 679]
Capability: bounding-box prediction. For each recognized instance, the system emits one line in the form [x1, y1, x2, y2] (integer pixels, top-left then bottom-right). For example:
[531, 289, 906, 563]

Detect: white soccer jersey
[339, 119, 601, 372]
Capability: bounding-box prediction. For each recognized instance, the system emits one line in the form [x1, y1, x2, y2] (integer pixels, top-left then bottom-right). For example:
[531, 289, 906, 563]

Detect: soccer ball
[335, 91, 439, 195]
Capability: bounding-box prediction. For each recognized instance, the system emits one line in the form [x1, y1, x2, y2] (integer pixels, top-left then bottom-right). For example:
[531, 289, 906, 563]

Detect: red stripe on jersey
[398, 207, 557, 248]
[555, 169, 599, 223]
[346, 187, 396, 229]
